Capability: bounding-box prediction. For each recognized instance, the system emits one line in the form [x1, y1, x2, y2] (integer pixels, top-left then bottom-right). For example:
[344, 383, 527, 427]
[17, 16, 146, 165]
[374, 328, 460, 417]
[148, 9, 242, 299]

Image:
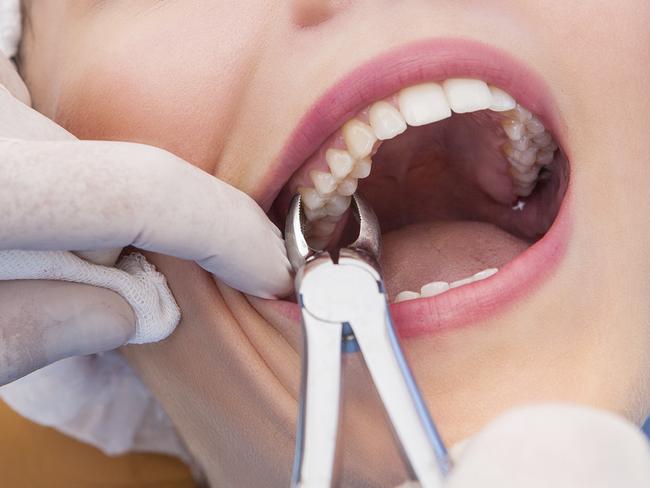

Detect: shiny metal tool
[285, 193, 450, 488]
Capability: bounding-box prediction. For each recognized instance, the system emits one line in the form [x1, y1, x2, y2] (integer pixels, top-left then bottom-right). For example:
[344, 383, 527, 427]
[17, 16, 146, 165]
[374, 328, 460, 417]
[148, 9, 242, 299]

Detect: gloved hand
[441, 404, 650, 488]
[0, 53, 292, 385]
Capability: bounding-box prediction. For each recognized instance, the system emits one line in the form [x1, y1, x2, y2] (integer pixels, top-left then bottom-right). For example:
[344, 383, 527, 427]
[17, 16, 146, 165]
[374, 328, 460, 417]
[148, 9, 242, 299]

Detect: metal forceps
[285, 193, 450, 488]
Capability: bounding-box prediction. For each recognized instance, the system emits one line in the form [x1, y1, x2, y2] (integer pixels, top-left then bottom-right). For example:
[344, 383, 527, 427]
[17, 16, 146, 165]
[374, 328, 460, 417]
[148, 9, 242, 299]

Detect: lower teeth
[393, 267, 498, 303]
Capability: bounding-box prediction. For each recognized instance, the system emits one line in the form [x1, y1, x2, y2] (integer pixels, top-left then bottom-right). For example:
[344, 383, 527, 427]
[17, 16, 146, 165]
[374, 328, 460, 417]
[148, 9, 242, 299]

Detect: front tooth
[299, 186, 328, 210]
[442, 78, 492, 114]
[326, 148, 354, 180]
[325, 194, 352, 217]
[349, 157, 372, 179]
[342, 120, 377, 160]
[488, 86, 516, 112]
[394, 290, 421, 303]
[420, 281, 450, 297]
[398, 82, 451, 126]
[309, 170, 338, 195]
[473, 268, 498, 280]
[502, 119, 524, 140]
[369, 101, 407, 140]
[449, 276, 475, 289]
[337, 177, 358, 196]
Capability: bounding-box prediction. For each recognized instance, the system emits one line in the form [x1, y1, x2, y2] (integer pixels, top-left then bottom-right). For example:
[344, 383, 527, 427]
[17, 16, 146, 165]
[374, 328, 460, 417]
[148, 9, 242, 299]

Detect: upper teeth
[297, 78, 559, 248]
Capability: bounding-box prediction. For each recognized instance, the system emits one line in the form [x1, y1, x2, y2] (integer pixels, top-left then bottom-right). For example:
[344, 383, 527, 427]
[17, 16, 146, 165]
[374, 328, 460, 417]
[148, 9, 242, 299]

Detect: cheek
[54, 31, 246, 176]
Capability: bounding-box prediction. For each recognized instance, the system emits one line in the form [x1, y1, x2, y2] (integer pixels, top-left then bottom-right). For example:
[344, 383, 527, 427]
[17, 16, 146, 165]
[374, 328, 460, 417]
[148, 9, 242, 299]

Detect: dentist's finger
[0, 139, 293, 298]
[445, 405, 650, 488]
[0, 280, 135, 386]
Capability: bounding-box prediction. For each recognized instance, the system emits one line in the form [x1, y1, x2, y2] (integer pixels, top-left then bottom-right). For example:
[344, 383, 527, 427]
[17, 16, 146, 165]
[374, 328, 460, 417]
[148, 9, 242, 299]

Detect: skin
[17, 0, 650, 486]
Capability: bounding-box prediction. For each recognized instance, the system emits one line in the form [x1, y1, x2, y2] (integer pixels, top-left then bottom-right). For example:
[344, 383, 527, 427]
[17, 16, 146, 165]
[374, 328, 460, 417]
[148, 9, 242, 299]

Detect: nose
[291, 0, 348, 28]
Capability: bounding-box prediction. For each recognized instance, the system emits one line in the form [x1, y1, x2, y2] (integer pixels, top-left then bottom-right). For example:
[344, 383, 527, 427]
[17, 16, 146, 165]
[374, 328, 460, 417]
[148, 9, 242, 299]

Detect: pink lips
[259, 38, 572, 337]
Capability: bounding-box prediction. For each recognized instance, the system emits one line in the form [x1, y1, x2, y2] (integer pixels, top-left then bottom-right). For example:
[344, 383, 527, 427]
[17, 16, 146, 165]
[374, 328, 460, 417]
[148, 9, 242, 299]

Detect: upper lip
[255, 37, 568, 212]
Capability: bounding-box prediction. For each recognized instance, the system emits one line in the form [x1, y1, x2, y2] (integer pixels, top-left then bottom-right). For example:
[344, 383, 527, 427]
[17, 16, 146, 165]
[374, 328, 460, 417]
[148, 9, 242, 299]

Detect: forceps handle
[292, 311, 343, 488]
[352, 305, 449, 488]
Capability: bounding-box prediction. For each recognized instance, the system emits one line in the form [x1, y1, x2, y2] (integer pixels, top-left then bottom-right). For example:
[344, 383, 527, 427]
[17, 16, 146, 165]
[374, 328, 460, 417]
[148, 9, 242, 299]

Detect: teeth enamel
[304, 205, 328, 221]
[336, 176, 358, 196]
[500, 104, 558, 197]
[394, 290, 421, 303]
[326, 148, 355, 180]
[342, 120, 377, 160]
[369, 101, 408, 140]
[502, 119, 525, 140]
[297, 79, 558, 244]
[393, 268, 499, 303]
[309, 170, 338, 195]
[310, 220, 337, 237]
[473, 268, 498, 280]
[488, 85, 517, 112]
[420, 281, 450, 297]
[349, 157, 372, 179]
[398, 82, 452, 126]
[525, 118, 545, 134]
[442, 78, 492, 114]
[299, 186, 328, 210]
[325, 194, 351, 217]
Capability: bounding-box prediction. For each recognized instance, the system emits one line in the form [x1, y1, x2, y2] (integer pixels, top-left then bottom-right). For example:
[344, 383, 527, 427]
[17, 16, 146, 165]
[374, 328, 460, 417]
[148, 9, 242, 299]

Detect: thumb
[0, 280, 135, 386]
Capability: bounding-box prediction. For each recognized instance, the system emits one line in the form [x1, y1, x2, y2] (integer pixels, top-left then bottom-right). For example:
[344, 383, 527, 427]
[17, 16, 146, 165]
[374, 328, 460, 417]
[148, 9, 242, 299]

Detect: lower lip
[263, 181, 572, 338]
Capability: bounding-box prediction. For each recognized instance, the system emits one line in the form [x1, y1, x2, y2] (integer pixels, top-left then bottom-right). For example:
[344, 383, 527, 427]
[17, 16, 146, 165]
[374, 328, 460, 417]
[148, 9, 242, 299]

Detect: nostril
[290, 0, 348, 28]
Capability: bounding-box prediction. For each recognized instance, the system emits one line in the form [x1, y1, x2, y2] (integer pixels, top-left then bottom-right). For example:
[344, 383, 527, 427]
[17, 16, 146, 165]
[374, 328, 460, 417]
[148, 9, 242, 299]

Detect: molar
[309, 170, 338, 195]
[397, 82, 451, 126]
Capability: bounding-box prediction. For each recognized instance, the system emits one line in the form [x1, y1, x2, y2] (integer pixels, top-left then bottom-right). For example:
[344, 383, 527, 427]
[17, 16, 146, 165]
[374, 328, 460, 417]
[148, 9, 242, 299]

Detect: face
[19, 1, 650, 486]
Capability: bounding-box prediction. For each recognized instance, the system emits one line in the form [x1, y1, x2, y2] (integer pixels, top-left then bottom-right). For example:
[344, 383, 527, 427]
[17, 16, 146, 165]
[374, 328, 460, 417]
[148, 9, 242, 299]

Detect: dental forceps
[285, 193, 450, 488]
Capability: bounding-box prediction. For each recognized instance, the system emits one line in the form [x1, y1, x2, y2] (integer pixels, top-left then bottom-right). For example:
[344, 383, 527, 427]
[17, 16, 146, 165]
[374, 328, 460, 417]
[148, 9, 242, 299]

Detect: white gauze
[0, 250, 192, 467]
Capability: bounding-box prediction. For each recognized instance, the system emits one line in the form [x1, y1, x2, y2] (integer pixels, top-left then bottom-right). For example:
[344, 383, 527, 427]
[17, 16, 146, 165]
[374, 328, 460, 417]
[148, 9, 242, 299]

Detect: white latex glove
[442, 404, 650, 488]
[0, 54, 292, 385]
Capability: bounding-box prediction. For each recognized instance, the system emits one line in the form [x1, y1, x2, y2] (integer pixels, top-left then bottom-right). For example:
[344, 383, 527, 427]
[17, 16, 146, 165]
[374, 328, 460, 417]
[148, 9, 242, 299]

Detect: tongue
[379, 220, 530, 299]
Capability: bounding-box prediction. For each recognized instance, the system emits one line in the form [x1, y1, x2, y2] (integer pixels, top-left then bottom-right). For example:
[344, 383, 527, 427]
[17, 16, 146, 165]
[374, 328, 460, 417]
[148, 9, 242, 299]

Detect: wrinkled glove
[0, 53, 292, 385]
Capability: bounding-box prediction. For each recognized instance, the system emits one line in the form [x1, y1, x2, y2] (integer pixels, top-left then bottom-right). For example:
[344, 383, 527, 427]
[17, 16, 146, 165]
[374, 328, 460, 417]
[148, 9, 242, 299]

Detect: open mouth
[262, 39, 571, 336]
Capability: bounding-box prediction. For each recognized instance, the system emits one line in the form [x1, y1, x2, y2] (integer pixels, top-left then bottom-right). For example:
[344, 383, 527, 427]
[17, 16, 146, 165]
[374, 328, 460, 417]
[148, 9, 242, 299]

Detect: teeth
[398, 82, 452, 126]
[420, 281, 450, 298]
[342, 120, 377, 160]
[296, 78, 558, 244]
[299, 186, 328, 210]
[501, 104, 558, 197]
[349, 157, 372, 179]
[368, 101, 407, 140]
[325, 194, 351, 217]
[336, 176, 358, 196]
[309, 170, 338, 195]
[309, 220, 337, 237]
[394, 290, 421, 303]
[393, 268, 499, 303]
[488, 85, 517, 112]
[502, 119, 525, 141]
[326, 148, 355, 180]
[442, 78, 492, 114]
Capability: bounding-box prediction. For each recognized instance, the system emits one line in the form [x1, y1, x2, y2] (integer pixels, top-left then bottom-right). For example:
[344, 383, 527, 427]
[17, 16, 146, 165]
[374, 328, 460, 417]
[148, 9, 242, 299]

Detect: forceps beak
[284, 193, 381, 272]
